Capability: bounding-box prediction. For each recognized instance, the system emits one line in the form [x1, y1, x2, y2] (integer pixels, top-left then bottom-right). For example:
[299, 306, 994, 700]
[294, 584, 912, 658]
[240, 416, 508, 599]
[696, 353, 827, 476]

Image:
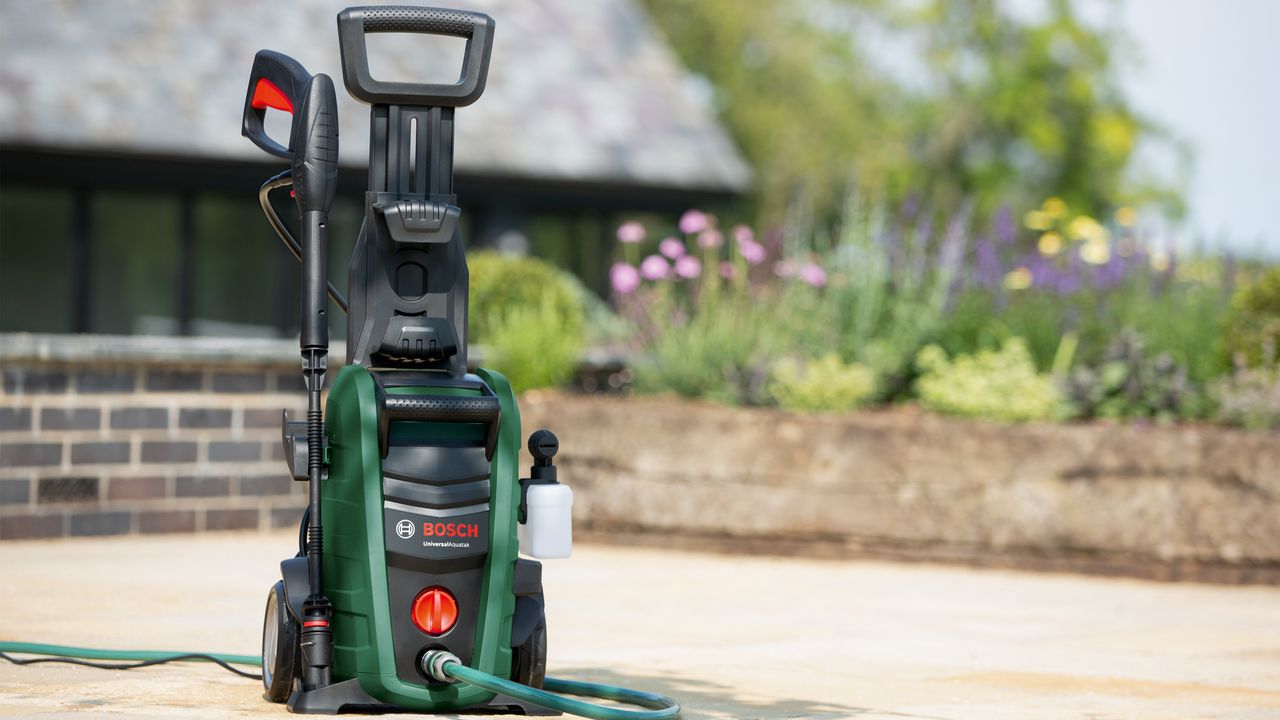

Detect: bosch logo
[423, 522, 480, 538]
[395, 519, 415, 539]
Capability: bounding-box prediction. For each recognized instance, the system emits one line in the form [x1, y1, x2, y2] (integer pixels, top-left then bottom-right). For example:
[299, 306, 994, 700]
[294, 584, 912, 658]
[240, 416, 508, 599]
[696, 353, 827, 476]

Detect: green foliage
[1222, 266, 1280, 368]
[641, 0, 1180, 221]
[467, 251, 586, 392]
[819, 196, 967, 397]
[468, 251, 586, 344]
[1060, 330, 1202, 423]
[484, 295, 584, 393]
[915, 338, 1061, 422]
[769, 353, 876, 413]
[940, 273, 1230, 383]
[1212, 365, 1280, 430]
[632, 286, 777, 405]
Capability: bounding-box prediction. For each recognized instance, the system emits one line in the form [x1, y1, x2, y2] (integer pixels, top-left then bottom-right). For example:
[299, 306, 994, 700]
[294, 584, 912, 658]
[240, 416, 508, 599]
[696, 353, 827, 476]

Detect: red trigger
[251, 78, 294, 113]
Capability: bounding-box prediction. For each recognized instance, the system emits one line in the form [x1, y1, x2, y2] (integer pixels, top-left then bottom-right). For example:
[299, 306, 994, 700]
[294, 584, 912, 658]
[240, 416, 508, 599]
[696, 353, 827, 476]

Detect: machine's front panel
[381, 427, 493, 685]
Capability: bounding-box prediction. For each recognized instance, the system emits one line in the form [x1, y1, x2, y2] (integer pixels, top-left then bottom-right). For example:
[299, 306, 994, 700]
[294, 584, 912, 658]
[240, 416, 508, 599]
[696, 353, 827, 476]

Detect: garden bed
[520, 392, 1280, 584]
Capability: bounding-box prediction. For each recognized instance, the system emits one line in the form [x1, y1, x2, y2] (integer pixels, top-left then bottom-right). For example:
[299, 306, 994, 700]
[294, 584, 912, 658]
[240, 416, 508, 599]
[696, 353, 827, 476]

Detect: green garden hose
[0, 641, 259, 667]
[425, 650, 681, 719]
[0, 642, 681, 720]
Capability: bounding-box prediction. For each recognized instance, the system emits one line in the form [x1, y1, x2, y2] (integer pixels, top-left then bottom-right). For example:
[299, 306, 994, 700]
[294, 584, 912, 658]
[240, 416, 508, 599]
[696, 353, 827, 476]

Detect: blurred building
[0, 0, 749, 337]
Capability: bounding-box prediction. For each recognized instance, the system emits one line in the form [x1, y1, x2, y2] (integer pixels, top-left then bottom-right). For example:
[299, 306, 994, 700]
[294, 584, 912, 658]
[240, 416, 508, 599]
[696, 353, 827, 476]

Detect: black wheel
[262, 580, 299, 703]
[511, 615, 547, 689]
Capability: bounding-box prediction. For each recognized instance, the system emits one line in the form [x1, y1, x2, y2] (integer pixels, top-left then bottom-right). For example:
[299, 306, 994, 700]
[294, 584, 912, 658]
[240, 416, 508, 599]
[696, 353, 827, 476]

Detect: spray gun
[241, 50, 340, 692]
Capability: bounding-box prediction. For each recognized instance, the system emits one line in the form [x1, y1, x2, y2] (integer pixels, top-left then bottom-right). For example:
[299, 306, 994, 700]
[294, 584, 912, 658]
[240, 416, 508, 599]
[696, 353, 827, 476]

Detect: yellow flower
[1042, 197, 1067, 218]
[1080, 239, 1111, 265]
[1037, 232, 1063, 256]
[1003, 266, 1034, 290]
[1114, 206, 1137, 227]
[1067, 215, 1109, 243]
[1024, 210, 1052, 231]
[1150, 249, 1171, 272]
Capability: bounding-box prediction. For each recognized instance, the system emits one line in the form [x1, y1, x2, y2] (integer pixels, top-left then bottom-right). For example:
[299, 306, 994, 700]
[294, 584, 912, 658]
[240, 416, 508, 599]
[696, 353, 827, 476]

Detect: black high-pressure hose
[258, 172, 349, 314]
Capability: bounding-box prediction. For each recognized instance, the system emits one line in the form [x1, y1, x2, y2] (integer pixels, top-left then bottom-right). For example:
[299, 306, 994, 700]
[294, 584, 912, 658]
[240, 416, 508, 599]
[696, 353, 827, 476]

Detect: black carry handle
[379, 394, 502, 459]
[241, 50, 314, 159]
[337, 5, 495, 107]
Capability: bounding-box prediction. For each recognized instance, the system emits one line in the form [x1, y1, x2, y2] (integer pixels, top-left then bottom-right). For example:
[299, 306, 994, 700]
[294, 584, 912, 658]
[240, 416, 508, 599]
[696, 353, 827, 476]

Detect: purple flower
[732, 224, 755, 246]
[800, 262, 827, 288]
[994, 204, 1015, 246]
[974, 237, 1002, 289]
[773, 259, 797, 278]
[609, 262, 640, 294]
[658, 237, 685, 259]
[738, 239, 766, 265]
[697, 229, 723, 249]
[719, 261, 735, 279]
[678, 210, 709, 235]
[674, 255, 702, 279]
[639, 254, 671, 280]
[900, 192, 921, 221]
[616, 221, 645, 244]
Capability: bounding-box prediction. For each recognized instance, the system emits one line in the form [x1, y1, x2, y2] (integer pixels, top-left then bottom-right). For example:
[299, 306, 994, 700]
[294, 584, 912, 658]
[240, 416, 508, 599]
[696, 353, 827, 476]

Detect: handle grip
[361, 6, 481, 36]
[337, 5, 495, 107]
[289, 74, 340, 215]
[241, 50, 313, 160]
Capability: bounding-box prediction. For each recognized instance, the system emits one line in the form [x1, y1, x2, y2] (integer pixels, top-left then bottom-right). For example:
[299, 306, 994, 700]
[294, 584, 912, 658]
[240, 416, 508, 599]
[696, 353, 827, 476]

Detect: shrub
[467, 251, 586, 392]
[915, 338, 1061, 422]
[1212, 364, 1280, 430]
[1060, 329, 1203, 423]
[1223, 266, 1280, 368]
[631, 289, 776, 405]
[484, 295, 584, 393]
[769, 353, 876, 413]
[468, 251, 586, 344]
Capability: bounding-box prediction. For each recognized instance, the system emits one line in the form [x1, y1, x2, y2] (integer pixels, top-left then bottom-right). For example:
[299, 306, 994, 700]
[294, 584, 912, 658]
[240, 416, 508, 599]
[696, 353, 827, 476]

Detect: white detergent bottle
[518, 429, 573, 559]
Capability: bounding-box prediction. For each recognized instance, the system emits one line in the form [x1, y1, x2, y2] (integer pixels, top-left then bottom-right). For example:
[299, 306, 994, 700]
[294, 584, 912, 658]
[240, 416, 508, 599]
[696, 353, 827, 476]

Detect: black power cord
[0, 651, 262, 680]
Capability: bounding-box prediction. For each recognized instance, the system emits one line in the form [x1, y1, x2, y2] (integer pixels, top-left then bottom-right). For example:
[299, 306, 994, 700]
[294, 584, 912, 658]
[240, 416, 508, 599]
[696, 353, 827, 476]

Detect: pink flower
[719, 261, 735, 279]
[658, 237, 685, 259]
[773, 259, 796, 278]
[609, 262, 640, 294]
[616, 221, 646, 244]
[739, 239, 766, 265]
[800, 262, 828, 288]
[674, 255, 702, 279]
[639, 254, 671, 280]
[732, 224, 754, 246]
[697, 229, 723, 249]
[678, 210, 708, 235]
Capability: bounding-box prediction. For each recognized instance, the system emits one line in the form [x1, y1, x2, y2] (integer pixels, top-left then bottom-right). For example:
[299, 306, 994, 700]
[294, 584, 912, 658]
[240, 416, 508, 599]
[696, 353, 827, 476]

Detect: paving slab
[1, 532, 1277, 719]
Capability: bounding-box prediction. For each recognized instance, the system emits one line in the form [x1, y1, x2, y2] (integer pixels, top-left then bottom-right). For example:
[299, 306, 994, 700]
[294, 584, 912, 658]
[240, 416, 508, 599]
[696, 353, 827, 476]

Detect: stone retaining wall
[5, 334, 1277, 583]
[520, 393, 1280, 583]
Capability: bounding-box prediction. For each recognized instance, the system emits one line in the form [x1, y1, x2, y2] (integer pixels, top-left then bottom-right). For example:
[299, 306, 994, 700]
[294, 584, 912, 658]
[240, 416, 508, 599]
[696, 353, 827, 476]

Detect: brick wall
[0, 335, 311, 539]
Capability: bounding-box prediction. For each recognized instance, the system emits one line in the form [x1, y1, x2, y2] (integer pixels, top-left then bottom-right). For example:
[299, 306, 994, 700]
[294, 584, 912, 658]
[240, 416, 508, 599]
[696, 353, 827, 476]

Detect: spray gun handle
[241, 50, 312, 160]
[241, 51, 339, 217]
[289, 74, 339, 216]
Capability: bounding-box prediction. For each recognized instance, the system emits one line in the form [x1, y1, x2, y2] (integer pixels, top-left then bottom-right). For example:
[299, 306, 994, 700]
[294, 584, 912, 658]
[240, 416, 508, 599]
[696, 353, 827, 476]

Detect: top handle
[337, 5, 494, 107]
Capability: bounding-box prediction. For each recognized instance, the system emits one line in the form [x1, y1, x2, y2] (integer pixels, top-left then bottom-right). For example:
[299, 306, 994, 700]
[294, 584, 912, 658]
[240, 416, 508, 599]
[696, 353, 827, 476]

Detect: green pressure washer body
[242, 7, 577, 715]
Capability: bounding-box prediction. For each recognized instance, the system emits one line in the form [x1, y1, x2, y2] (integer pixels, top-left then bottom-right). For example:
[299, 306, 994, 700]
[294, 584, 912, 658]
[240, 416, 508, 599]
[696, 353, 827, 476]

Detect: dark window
[89, 190, 180, 334]
[0, 186, 74, 332]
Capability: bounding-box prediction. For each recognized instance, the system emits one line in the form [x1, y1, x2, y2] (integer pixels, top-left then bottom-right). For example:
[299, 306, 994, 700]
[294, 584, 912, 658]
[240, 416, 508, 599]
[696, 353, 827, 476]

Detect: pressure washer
[0, 7, 679, 718]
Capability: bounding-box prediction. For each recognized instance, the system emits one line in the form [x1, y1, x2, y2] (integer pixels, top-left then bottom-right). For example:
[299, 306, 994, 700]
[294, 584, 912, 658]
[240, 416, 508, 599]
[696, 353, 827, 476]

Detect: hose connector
[420, 649, 460, 684]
